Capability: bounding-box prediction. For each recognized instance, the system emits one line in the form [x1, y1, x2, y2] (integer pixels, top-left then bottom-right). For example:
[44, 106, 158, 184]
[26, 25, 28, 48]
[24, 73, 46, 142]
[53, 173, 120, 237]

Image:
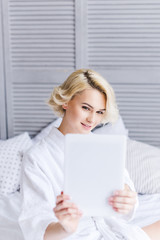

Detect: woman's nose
[86, 113, 95, 123]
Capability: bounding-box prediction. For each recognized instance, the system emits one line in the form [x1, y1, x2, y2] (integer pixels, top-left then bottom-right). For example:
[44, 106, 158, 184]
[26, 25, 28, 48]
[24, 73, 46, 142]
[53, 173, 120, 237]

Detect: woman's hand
[108, 184, 137, 215]
[53, 192, 83, 234]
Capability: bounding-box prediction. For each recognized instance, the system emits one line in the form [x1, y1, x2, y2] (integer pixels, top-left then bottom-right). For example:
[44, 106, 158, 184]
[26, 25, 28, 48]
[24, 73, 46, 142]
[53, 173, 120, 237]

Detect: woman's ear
[62, 103, 68, 110]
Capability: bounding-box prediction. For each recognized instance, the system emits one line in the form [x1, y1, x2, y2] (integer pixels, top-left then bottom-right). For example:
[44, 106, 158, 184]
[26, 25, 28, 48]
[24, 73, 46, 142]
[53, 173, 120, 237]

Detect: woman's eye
[97, 111, 104, 115]
[82, 106, 90, 111]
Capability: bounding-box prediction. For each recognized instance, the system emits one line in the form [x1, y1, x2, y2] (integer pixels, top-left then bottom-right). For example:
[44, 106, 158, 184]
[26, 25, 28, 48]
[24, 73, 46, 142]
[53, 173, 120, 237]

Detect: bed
[0, 116, 160, 240]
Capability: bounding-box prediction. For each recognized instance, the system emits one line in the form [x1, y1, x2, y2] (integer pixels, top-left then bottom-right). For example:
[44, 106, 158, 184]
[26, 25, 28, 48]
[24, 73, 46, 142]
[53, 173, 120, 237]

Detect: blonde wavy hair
[48, 69, 119, 124]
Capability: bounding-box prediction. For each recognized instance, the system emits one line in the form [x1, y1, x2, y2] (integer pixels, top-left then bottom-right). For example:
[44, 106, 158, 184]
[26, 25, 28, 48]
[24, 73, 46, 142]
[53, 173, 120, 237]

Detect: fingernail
[61, 191, 63, 195]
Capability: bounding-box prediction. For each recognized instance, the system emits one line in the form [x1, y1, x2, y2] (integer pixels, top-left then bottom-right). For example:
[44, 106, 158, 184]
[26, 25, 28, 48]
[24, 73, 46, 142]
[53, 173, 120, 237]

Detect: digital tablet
[63, 133, 126, 217]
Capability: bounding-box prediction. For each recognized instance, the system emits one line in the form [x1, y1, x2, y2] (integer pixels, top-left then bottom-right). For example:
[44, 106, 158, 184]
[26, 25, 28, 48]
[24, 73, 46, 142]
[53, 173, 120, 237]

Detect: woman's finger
[113, 207, 130, 214]
[54, 201, 78, 212]
[55, 207, 82, 217]
[109, 195, 136, 205]
[114, 190, 137, 198]
[56, 194, 71, 204]
[110, 201, 132, 210]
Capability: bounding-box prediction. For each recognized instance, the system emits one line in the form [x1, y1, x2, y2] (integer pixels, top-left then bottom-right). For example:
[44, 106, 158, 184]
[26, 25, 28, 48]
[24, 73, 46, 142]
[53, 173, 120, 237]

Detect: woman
[19, 69, 159, 240]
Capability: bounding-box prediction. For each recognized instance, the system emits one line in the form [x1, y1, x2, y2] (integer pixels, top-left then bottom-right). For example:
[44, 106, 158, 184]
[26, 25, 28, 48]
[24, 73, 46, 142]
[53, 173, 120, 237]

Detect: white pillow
[92, 116, 128, 136]
[0, 132, 32, 196]
[126, 138, 160, 194]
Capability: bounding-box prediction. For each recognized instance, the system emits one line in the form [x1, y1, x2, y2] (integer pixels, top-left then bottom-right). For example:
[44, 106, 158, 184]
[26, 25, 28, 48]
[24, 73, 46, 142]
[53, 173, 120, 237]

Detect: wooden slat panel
[112, 82, 160, 147]
[88, 0, 160, 147]
[2, 0, 76, 137]
[88, 0, 160, 68]
[9, 0, 75, 69]
[12, 82, 58, 137]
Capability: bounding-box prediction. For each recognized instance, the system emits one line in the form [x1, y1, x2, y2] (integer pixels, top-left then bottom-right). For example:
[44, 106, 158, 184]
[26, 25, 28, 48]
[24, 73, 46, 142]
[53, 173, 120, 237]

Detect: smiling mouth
[81, 122, 92, 129]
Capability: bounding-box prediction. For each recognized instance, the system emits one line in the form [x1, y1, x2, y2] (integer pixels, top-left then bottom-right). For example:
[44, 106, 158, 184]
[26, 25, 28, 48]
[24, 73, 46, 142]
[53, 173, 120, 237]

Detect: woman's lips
[81, 122, 92, 129]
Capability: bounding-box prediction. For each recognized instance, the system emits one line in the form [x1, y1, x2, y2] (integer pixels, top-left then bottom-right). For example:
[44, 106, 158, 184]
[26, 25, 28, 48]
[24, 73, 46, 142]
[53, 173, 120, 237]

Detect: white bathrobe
[18, 127, 150, 240]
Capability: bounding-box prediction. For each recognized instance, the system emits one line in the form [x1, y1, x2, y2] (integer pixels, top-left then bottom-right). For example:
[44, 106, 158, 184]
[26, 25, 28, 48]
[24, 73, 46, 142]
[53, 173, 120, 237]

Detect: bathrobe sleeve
[18, 143, 59, 240]
[122, 168, 139, 221]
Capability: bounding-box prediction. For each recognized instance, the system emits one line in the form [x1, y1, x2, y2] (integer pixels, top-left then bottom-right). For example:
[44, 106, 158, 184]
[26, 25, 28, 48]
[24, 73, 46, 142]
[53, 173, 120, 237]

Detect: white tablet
[63, 133, 126, 217]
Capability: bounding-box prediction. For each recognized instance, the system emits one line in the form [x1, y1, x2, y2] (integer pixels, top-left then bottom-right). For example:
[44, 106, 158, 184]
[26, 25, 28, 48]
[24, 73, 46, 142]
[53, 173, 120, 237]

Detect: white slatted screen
[10, 1, 75, 69]
[88, 0, 160, 68]
[12, 82, 60, 137]
[113, 81, 160, 147]
[87, 0, 160, 147]
[2, 0, 75, 137]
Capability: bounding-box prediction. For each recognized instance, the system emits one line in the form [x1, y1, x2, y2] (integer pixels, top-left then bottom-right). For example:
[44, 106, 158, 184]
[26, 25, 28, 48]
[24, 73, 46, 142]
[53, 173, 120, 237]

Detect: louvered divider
[9, 0, 75, 69]
[12, 82, 59, 137]
[2, 0, 76, 137]
[88, 0, 160, 68]
[87, 0, 160, 147]
[112, 82, 160, 147]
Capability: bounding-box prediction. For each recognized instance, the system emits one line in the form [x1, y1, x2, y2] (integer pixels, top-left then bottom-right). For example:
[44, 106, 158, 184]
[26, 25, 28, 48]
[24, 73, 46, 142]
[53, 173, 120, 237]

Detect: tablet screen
[64, 133, 126, 217]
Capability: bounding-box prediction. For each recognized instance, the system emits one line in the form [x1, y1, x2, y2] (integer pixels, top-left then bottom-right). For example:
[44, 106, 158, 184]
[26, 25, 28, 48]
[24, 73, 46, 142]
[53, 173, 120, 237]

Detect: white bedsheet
[131, 193, 160, 227]
[0, 191, 23, 240]
[0, 192, 160, 240]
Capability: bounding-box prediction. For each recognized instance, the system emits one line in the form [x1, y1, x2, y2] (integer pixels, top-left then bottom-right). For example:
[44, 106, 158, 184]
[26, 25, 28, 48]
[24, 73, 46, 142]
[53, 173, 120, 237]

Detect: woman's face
[60, 88, 106, 134]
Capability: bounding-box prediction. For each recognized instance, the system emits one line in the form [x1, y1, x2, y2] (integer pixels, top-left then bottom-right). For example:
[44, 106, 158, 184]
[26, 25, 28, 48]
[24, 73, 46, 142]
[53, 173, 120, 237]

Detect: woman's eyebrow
[82, 103, 106, 111]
